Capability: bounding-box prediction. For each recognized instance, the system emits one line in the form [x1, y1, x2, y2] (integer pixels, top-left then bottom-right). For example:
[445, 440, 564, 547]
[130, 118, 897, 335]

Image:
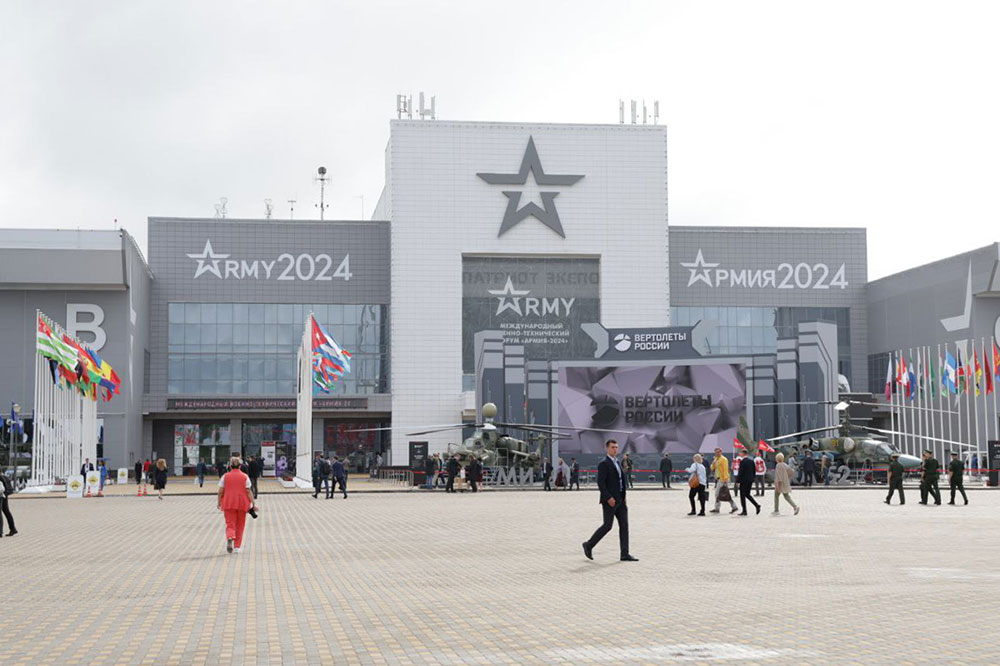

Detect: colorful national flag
[884, 356, 894, 401]
[757, 440, 775, 454]
[929, 351, 937, 399]
[907, 358, 917, 401]
[974, 348, 983, 396]
[993, 342, 1000, 380]
[987, 351, 994, 396]
[310, 315, 352, 393]
[36, 315, 78, 369]
[943, 351, 958, 394]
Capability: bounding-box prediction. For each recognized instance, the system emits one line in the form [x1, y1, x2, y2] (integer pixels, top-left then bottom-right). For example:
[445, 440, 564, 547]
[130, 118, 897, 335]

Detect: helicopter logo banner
[557, 363, 747, 454]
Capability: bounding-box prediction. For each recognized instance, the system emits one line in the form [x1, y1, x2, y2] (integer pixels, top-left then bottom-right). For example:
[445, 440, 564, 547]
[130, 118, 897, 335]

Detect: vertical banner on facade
[462, 256, 600, 374]
[261, 441, 277, 477]
[409, 442, 428, 473]
[117, 468, 128, 484]
[557, 363, 747, 454]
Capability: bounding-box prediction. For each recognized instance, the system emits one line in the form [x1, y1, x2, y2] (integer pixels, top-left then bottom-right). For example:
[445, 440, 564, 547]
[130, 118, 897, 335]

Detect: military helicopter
[349, 402, 630, 470]
[738, 399, 950, 482]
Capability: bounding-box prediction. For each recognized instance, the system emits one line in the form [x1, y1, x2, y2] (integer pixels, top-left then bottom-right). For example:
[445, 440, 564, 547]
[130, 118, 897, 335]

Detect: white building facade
[375, 120, 670, 462]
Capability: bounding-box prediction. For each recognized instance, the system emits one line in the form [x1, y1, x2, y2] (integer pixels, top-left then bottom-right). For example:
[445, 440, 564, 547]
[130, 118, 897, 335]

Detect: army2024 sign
[462, 256, 599, 374]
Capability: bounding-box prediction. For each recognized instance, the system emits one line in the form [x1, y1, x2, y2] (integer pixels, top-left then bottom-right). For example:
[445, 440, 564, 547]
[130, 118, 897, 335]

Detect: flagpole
[992, 338, 999, 476]
[976, 338, 989, 464]
[938, 343, 946, 458]
[896, 350, 905, 455]
[890, 351, 898, 452]
[922, 346, 932, 461]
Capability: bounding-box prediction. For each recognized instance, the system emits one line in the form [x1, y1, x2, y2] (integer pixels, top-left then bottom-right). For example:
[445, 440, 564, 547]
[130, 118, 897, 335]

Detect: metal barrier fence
[376, 468, 413, 486]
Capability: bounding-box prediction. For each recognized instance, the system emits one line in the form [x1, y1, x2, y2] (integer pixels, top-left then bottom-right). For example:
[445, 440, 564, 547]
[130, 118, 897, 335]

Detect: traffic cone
[85, 487, 92, 498]
[97, 488, 104, 497]
[136, 485, 142, 496]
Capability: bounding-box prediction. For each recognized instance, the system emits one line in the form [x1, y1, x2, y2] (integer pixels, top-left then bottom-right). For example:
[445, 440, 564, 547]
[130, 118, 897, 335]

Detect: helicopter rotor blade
[404, 424, 478, 436]
[344, 423, 471, 434]
[858, 426, 970, 448]
[845, 400, 959, 415]
[767, 425, 841, 442]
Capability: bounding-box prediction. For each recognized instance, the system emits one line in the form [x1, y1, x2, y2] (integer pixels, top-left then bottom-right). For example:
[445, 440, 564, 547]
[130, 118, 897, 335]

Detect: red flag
[757, 440, 775, 453]
[733, 438, 746, 450]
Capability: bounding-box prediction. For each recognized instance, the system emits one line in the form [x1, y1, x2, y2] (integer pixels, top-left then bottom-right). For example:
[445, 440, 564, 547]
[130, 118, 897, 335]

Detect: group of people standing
[542, 457, 581, 490]
[422, 453, 485, 492]
[311, 452, 348, 499]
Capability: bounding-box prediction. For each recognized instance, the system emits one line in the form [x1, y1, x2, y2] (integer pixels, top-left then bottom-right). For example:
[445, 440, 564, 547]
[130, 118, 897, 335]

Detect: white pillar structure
[295, 315, 314, 487]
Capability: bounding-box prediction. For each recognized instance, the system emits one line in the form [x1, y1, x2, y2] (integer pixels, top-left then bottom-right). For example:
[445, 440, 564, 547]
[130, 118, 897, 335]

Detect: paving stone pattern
[3, 487, 998, 665]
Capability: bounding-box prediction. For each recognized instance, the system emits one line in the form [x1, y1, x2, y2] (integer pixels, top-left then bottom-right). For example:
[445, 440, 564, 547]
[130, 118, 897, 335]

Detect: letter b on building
[67, 304, 107, 351]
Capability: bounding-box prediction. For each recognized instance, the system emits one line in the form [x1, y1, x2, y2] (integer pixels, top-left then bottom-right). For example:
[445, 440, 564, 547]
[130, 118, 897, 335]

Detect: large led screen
[462, 256, 600, 373]
[557, 363, 747, 454]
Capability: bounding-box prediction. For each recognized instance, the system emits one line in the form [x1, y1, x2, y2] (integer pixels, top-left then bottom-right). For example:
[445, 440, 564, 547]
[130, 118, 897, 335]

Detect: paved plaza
[3, 485, 998, 665]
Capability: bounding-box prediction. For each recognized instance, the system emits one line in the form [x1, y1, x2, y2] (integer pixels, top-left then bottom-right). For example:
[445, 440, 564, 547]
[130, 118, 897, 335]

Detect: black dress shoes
[582, 542, 593, 560]
[620, 554, 639, 562]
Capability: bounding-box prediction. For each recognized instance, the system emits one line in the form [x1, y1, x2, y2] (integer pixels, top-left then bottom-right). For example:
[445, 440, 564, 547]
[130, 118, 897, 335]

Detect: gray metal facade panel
[668, 226, 869, 391]
[144, 218, 390, 413]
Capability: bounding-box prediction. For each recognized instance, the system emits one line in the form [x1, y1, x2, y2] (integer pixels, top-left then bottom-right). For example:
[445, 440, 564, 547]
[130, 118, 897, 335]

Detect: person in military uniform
[884, 452, 905, 505]
[919, 450, 942, 505]
[947, 452, 969, 505]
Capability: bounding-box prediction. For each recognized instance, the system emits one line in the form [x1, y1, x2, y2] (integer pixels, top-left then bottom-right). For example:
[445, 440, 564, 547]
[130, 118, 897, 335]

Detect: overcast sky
[2, 1, 998, 279]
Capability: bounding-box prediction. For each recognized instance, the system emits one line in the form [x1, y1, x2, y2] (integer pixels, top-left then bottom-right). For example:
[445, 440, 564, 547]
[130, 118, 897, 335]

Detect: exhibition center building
[3, 117, 990, 475]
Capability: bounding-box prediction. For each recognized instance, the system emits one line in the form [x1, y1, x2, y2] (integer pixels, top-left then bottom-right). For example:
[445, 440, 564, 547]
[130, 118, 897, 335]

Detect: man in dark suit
[582, 440, 638, 562]
[569, 458, 580, 490]
[332, 456, 347, 499]
[247, 455, 260, 498]
[737, 452, 761, 515]
[542, 458, 554, 491]
[133, 460, 143, 486]
[80, 458, 94, 476]
[659, 453, 673, 488]
[445, 456, 460, 493]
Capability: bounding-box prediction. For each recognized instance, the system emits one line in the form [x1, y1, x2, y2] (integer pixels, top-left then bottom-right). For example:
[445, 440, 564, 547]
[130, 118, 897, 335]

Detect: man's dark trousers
[0, 496, 15, 533]
[921, 479, 942, 504]
[445, 473, 455, 493]
[585, 501, 628, 557]
[950, 478, 968, 503]
[661, 472, 670, 488]
[886, 479, 905, 504]
[739, 484, 759, 513]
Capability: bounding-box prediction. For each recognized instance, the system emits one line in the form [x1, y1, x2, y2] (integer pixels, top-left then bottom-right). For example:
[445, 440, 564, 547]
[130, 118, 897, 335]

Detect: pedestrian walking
[581, 440, 638, 562]
[80, 457, 94, 477]
[659, 452, 673, 488]
[709, 448, 738, 514]
[0, 472, 18, 537]
[143, 459, 151, 484]
[153, 458, 168, 500]
[884, 452, 905, 505]
[542, 457, 554, 491]
[771, 453, 800, 515]
[686, 454, 707, 516]
[468, 458, 482, 493]
[424, 455, 436, 490]
[445, 455, 460, 493]
[196, 458, 207, 488]
[134, 459, 142, 486]
[803, 451, 816, 487]
[332, 456, 348, 499]
[753, 450, 766, 496]
[217, 456, 255, 554]
[311, 452, 323, 499]
[622, 453, 634, 489]
[247, 455, 260, 499]
[98, 460, 109, 491]
[570, 457, 580, 490]
[821, 454, 831, 486]
[737, 451, 761, 515]
[919, 450, 942, 505]
[947, 452, 968, 505]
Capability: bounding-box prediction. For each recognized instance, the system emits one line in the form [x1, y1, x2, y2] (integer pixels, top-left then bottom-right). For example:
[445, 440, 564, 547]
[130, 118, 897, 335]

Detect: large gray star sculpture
[477, 136, 584, 238]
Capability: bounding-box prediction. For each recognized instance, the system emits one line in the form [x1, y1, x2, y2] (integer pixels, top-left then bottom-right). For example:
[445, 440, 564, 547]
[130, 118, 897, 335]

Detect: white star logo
[680, 249, 719, 287]
[186, 240, 229, 279]
[487, 276, 531, 316]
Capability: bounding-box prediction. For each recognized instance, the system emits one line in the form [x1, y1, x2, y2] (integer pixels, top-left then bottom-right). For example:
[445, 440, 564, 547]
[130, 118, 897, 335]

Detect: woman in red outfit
[217, 456, 255, 554]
